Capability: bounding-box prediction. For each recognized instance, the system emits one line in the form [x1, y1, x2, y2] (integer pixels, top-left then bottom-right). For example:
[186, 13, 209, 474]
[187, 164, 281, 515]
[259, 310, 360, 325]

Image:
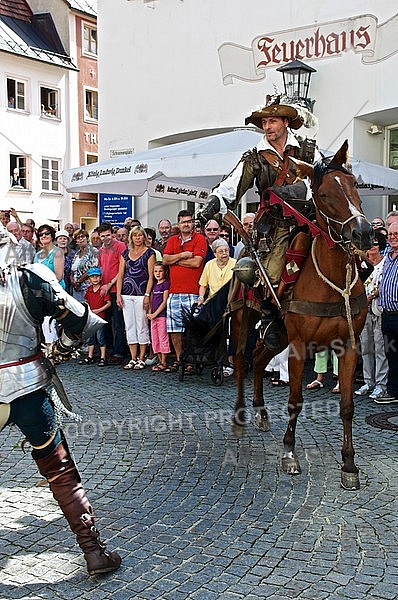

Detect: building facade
[0, 0, 78, 226]
[0, 0, 98, 229]
[97, 0, 398, 227]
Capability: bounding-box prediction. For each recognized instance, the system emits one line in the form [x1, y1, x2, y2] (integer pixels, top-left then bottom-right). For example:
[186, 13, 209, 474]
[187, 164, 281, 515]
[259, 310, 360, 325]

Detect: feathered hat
[245, 90, 318, 132]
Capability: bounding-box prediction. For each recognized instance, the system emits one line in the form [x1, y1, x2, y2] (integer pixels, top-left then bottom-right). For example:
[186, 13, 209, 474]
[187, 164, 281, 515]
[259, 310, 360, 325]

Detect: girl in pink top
[146, 262, 170, 371]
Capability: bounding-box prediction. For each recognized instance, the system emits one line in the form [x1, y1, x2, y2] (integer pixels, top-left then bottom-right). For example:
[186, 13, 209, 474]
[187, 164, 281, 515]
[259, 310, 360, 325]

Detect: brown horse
[230, 140, 373, 490]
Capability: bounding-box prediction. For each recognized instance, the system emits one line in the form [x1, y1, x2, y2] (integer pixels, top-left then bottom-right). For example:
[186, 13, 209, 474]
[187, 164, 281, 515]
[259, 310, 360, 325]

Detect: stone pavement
[1, 360, 398, 600]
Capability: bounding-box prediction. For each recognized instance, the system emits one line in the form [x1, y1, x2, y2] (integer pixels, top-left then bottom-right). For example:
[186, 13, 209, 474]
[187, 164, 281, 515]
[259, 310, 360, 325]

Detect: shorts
[87, 324, 106, 347]
[166, 293, 198, 333]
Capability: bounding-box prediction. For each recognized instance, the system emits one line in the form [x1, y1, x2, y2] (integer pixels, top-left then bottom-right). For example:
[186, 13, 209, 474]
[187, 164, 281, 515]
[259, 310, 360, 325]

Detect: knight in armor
[197, 93, 320, 349]
[0, 225, 121, 576]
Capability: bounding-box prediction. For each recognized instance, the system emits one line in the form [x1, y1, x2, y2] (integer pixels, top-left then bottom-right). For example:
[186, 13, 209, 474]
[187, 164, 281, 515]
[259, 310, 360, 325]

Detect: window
[83, 23, 97, 56]
[42, 158, 61, 192]
[389, 128, 398, 170]
[10, 154, 29, 188]
[86, 153, 98, 165]
[85, 89, 98, 121]
[7, 77, 26, 110]
[40, 86, 59, 118]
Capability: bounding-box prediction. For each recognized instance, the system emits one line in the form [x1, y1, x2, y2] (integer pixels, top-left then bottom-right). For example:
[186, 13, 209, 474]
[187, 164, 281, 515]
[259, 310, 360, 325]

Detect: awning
[63, 129, 398, 200]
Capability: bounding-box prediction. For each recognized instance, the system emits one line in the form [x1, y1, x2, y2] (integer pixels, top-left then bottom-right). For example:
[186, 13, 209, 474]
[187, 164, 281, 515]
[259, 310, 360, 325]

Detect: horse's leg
[252, 341, 272, 432]
[338, 347, 360, 490]
[282, 347, 305, 475]
[230, 309, 246, 429]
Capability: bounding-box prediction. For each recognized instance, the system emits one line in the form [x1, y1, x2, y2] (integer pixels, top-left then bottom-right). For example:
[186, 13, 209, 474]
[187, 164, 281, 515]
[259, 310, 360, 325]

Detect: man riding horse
[197, 93, 320, 349]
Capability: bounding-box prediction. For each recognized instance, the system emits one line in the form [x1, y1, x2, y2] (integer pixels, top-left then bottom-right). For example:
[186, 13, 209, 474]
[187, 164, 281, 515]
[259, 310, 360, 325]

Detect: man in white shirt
[7, 221, 35, 263]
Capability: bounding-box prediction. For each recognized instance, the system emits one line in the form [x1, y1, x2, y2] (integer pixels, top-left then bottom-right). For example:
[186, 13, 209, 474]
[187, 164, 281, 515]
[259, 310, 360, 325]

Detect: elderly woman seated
[197, 238, 236, 376]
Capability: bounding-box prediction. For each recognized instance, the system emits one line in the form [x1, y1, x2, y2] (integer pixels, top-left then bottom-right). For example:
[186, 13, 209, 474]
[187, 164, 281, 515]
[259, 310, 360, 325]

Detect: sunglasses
[206, 228, 219, 232]
[219, 233, 230, 238]
[372, 222, 383, 226]
[38, 231, 51, 237]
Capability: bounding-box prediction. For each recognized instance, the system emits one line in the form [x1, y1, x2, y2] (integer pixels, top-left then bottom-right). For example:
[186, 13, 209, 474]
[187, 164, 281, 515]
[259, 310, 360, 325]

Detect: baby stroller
[180, 282, 231, 385]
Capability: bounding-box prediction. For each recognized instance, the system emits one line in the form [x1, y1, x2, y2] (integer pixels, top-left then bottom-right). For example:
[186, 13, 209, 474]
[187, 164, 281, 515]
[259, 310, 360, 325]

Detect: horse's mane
[313, 157, 352, 191]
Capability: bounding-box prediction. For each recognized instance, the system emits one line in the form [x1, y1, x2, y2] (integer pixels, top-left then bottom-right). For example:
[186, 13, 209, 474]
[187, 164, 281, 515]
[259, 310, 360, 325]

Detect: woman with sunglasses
[34, 225, 65, 346]
[34, 225, 65, 289]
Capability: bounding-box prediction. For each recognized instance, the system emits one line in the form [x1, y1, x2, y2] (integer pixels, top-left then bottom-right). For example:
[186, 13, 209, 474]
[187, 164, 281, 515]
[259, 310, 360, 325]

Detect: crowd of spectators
[3, 206, 398, 399]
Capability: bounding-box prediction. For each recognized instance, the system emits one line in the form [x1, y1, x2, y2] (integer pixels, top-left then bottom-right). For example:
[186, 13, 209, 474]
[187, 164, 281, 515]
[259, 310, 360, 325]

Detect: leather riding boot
[33, 439, 121, 576]
[260, 299, 281, 351]
[196, 194, 221, 226]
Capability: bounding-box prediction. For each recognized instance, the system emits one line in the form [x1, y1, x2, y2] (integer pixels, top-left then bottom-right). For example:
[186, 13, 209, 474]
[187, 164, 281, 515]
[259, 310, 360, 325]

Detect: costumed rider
[0, 224, 121, 576]
[197, 92, 320, 350]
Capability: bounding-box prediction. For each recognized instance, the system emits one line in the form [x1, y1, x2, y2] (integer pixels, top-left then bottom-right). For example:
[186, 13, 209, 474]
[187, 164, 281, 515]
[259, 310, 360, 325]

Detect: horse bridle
[312, 160, 367, 247]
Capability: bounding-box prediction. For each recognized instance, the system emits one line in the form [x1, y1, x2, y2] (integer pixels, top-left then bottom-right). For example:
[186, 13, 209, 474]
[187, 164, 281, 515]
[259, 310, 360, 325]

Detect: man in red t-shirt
[163, 210, 207, 369]
[98, 222, 127, 362]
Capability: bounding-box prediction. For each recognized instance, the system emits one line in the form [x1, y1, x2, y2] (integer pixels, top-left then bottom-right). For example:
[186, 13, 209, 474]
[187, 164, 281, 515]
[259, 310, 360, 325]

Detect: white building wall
[98, 0, 398, 225]
[1, 53, 78, 226]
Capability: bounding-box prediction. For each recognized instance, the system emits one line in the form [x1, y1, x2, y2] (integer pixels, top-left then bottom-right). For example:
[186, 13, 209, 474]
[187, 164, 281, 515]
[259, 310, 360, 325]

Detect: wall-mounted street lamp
[276, 58, 316, 111]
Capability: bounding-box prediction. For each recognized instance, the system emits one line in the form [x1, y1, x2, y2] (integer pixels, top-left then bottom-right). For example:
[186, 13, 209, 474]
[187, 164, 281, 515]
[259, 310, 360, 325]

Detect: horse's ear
[289, 156, 314, 182]
[332, 139, 349, 166]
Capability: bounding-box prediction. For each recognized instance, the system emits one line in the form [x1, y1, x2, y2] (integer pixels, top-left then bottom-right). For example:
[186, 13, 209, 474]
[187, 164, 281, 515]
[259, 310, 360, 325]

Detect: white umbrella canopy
[63, 129, 262, 199]
[63, 129, 398, 199]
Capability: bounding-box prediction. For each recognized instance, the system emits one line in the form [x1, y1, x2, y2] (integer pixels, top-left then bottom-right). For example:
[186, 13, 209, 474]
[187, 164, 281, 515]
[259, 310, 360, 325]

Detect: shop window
[10, 154, 28, 189]
[85, 89, 98, 121]
[40, 86, 59, 118]
[7, 77, 26, 111]
[86, 153, 98, 164]
[83, 23, 97, 56]
[42, 158, 60, 192]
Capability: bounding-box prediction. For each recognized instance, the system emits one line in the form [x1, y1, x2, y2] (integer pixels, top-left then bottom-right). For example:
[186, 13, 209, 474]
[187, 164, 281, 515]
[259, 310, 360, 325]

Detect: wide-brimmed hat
[245, 95, 303, 130]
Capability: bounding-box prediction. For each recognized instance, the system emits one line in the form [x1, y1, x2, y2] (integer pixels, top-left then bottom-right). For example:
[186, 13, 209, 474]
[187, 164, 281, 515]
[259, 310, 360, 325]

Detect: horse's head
[292, 140, 373, 251]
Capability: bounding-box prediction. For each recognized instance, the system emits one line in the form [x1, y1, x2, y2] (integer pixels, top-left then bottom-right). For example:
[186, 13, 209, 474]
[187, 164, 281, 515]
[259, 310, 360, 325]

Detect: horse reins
[311, 238, 359, 349]
[312, 160, 368, 245]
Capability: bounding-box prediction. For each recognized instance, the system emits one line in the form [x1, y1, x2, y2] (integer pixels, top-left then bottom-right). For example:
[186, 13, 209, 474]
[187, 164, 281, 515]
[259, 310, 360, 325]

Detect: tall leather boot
[196, 194, 221, 226]
[260, 299, 282, 351]
[33, 438, 121, 576]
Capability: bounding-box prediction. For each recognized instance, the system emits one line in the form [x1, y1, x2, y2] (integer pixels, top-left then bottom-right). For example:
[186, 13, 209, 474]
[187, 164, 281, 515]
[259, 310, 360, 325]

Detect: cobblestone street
[1, 360, 398, 600]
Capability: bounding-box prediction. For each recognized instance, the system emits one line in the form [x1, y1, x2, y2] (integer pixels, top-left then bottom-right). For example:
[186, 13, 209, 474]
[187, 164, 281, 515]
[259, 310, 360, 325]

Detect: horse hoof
[282, 456, 301, 475]
[231, 422, 245, 439]
[254, 412, 270, 432]
[341, 471, 360, 490]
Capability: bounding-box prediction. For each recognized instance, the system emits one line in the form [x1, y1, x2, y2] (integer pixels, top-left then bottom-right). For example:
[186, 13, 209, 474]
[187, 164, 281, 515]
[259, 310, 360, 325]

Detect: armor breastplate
[0, 267, 50, 403]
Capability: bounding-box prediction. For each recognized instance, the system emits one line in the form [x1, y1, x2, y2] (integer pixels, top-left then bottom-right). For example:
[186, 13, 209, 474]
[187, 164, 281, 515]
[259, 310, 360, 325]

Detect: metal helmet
[233, 257, 257, 286]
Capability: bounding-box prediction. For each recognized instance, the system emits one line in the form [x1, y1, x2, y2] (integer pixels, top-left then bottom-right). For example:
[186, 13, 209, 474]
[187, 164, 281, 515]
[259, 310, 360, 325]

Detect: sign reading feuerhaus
[218, 13, 398, 84]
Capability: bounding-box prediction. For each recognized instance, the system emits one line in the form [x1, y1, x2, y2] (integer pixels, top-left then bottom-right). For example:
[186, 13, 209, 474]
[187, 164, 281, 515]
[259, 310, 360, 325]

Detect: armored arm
[21, 265, 106, 362]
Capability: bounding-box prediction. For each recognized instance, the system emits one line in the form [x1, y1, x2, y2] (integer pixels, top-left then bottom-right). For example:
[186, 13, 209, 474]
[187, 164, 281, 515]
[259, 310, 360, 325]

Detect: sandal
[152, 364, 166, 372]
[134, 359, 145, 370]
[306, 380, 324, 390]
[164, 361, 179, 373]
[98, 358, 107, 367]
[331, 384, 340, 394]
[79, 357, 94, 365]
[185, 364, 196, 375]
[123, 359, 136, 370]
[272, 380, 289, 387]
